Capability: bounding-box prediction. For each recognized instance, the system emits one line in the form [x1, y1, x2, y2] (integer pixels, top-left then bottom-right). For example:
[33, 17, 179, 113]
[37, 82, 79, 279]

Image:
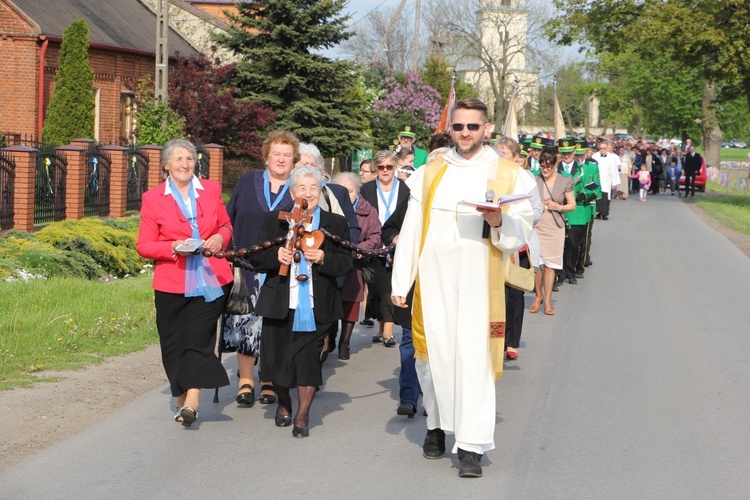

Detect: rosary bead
[237, 248, 248, 258]
[386, 256, 394, 265]
[225, 250, 236, 260]
[214, 250, 225, 259]
[296, 274, 309, 282]
[202, 249, 213, 257]
[340, 240, 350, 249]
[297, 225, 306, 236]
[294, 240, 302, 250]
[249, 245, 261, 253]
[262, 241, 272, 249]
[293, 251, 301, 263]
[274, 236, 285, 245]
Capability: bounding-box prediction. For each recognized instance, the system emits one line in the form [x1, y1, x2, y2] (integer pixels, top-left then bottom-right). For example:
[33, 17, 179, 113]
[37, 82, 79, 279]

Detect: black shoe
[601, 216, 609, 220]
[292, 425, 309, 438]
[396, 402, 417, 418]
[338, 345, 350, 360]
[360, 319, 375, 326]
[422, 428, 446, 459]
[584, 261, 592, 267]
[275, 414, 292, 427]
[258, 383, 276, 405]
[236, 384, 255, 407]
[383, 337, 397, 348]
[372, 335, 384, 343]
[568, 277, 577, 285]
[457, 448, 483, 478]
[552, 282, 559, 292]
[575, 272, 584, 279]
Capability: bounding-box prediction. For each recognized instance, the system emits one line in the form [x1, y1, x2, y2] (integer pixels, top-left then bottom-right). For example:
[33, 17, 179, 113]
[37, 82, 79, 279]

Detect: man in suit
[682, 145, 702, 197]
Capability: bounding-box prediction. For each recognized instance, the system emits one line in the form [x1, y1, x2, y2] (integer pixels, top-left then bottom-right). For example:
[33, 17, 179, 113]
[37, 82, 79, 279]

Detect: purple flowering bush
[366, 61, 442, 149]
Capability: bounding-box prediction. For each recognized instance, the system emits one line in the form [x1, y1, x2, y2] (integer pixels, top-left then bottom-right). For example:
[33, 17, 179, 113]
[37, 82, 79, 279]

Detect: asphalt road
[3, 194, 750, 499]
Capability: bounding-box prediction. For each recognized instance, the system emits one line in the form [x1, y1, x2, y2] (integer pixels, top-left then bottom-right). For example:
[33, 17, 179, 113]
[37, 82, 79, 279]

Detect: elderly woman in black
[250, 166, 353, 437]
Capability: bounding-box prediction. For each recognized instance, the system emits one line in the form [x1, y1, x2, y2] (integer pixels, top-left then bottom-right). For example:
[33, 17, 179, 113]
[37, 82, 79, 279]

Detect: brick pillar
[58, 145, 86, 221]
[203, 144, 225, 187]
[102, 145, 128, 218]
[70, 138, 94, 150]
[140, 145, 163, 190]
[5, 146, 37, 232]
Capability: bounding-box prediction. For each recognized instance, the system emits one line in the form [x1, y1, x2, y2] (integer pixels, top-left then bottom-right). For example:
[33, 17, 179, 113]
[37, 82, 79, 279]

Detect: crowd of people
[136, 99, 701, 479]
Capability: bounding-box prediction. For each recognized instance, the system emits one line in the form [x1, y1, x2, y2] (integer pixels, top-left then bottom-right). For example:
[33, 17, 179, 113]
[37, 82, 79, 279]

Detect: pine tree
[42, 19, 95, 146]
[215, 0, 370, 157]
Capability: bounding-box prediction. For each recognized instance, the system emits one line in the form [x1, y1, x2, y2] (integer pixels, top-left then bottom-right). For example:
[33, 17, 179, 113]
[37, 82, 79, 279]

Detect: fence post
[57, 145, 86, 221]
[5, 146, 36, 232]
[140, 145, 163, 190]
[102, 145, 128, 218]
[203, 144, 225, 187]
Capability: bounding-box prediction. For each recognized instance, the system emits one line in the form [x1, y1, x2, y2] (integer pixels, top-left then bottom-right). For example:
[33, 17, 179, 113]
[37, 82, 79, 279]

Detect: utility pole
[155, 0, 169, 103]
[374, 0, 407, 63]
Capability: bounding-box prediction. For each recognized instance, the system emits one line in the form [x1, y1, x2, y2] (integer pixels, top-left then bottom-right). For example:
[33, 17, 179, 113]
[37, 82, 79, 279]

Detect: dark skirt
[155, 285, 231, 397]
[260, 310, 330, 388]
[370, 257, 395, 323]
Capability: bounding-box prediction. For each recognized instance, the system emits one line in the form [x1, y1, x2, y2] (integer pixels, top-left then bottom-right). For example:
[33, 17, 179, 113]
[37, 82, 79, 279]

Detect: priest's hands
[477, 207, 503, 228]
[278, 247, 293, 266]
[392, 296, 408, 308]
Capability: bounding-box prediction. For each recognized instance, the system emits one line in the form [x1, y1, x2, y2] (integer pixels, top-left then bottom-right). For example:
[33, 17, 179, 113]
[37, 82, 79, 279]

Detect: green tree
[133, 77, 185, 146]
[42, 19, 95, 146]
[215, 0, 370, 157]
[545, 0, 750, 167]
[420, 52, 477, 107]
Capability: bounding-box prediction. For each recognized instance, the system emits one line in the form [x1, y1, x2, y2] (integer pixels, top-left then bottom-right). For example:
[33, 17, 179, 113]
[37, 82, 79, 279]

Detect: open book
[458, 194, 531, 211]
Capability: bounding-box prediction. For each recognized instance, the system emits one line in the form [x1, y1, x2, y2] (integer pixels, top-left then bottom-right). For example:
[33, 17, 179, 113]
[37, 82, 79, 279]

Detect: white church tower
[455, 0, 539, 129]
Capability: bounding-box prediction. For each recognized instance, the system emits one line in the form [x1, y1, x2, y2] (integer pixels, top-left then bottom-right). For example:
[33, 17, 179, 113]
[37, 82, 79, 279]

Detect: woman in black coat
[250, 166, 353, 438]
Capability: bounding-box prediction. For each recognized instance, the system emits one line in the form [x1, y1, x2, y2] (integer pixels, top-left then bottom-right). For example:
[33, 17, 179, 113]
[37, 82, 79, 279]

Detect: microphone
[482, 189, 495, 239]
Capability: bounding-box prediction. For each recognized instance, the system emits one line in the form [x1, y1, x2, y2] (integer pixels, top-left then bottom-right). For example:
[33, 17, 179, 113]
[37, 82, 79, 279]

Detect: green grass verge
[719, 148, 750, 163]
[0, 274, 158, 390]
[694, 192, 750, 236]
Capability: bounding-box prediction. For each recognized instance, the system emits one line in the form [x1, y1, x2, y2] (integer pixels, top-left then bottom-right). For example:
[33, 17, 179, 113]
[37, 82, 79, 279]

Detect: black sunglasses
[451, 123, 482, 132]
[377, 164, 396, 171]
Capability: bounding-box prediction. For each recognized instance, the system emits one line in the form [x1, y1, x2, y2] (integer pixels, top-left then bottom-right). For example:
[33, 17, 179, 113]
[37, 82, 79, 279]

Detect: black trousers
[564, 224, 587, 279]
[505, 251, 529, 350]
[596, 192, 610, 219]
[583, 219, 593, 267]
[684, 172, 697, 196]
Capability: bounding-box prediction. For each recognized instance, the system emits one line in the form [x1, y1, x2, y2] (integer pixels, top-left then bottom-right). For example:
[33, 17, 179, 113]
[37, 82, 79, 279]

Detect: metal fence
[34, 146, 67, 225]
[83, 144, 111, 218]
[0, 149, 15, 229]
[126, 146, 149, 211]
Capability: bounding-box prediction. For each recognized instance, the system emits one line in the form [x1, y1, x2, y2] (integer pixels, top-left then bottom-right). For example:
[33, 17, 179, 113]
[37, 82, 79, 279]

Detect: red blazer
[137, 178, 233, 294]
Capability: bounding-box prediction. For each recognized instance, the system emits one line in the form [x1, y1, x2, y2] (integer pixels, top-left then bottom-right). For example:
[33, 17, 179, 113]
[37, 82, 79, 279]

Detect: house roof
[8, 0, 198, 57]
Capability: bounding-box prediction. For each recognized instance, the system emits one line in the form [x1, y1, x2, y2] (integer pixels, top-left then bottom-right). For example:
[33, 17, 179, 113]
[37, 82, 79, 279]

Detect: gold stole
[412, 156, 519, 381]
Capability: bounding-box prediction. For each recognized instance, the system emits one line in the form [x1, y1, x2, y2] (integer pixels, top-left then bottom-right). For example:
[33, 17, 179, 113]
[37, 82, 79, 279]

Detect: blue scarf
[376, 179, 397, 221]
[168, 177, 224, 302]
[263, 170, 290, 211]
[292, 206, 321, 332]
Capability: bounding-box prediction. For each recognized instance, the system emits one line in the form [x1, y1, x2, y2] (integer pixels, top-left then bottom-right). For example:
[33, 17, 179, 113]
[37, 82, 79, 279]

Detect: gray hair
[372, 149, 396, 167]
[298, 142, 325, 171]
[331, 171, 362, 194]
[290, 165, 323, 191]
[161, 138, 197, 179]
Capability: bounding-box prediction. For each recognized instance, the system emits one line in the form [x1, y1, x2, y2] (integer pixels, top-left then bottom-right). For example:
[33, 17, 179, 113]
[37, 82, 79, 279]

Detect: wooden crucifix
[277, 197, 312, 277]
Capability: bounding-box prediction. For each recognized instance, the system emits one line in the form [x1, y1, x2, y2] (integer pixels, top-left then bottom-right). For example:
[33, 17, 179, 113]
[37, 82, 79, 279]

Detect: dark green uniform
[563, 158, 601, 280]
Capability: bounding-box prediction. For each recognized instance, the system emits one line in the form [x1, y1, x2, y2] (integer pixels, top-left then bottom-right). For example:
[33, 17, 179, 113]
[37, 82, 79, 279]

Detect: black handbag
[225, 265, 252, 315]
[361, 259, 375, 284]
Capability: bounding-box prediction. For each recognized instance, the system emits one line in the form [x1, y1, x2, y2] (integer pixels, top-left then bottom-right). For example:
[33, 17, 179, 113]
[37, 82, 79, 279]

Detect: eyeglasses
[377, 164, 396, 171]
[360, 169, 375, 174]
[451, 123, 482, 132]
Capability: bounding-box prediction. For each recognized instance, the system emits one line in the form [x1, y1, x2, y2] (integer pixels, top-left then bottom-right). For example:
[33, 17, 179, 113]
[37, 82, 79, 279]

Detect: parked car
[670, 137, 682, 147]
[728, 139, 748, 148]
[614, 133, 633, 140]
[679, 157, 707, 193]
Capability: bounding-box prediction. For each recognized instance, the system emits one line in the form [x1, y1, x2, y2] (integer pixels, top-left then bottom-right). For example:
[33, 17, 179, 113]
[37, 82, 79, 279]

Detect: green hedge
[0, 217, 146, 280]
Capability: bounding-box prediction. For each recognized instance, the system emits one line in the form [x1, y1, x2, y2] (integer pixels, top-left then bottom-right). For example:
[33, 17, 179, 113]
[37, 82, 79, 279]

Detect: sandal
[372, 334, 384, 343]
[236, 383, 255, 407]
[179, 406, 197, 428]
[529, 297, 543, 314]
[174, 410, 183, 423]
[258, 383, 276, 405]
[383, 337, 397, 348]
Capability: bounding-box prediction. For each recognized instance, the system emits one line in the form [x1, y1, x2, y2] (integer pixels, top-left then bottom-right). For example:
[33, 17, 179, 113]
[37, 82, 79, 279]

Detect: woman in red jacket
[137, 138, 234, 427]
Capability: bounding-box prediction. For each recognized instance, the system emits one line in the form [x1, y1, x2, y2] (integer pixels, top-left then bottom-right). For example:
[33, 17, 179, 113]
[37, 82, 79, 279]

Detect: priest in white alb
[391, 98, 535, 478]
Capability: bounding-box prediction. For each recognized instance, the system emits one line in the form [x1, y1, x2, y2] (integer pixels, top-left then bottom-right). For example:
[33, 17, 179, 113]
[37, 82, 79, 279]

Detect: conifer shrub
[35, 219, 146, 277]
[42, 19, 95, 146]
